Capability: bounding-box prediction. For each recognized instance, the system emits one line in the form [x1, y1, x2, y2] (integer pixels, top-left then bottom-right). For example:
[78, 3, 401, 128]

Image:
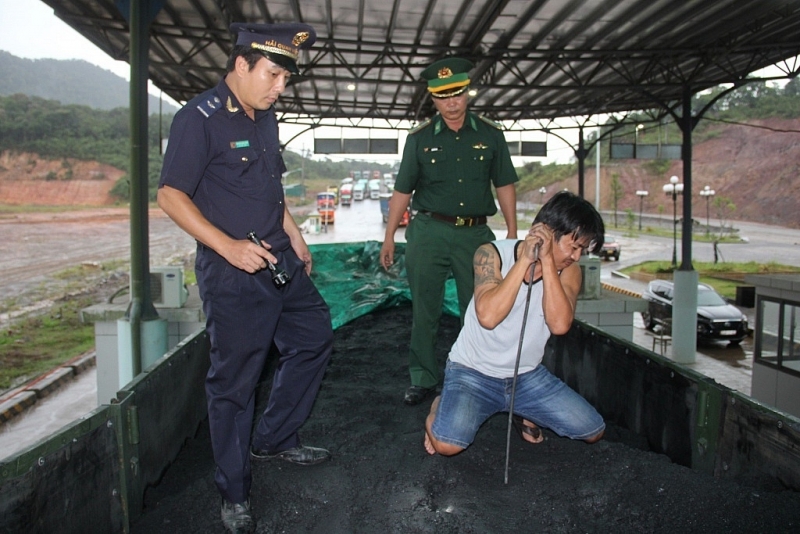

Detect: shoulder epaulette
[194, 92, 223, 119]
[477, 114, 503, 130]
[408, 118, 433, 135]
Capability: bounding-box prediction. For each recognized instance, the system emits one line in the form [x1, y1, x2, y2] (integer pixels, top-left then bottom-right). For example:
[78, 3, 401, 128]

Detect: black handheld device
[246, 231, 290, 287]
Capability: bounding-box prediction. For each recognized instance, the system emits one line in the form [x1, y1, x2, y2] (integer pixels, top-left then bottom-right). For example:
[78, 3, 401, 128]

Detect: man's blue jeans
[431, 360, 605, 449]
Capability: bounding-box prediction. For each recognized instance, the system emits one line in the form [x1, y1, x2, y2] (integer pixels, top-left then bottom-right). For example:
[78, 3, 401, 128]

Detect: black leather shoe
[221, 498, 255, 534]
[251, 445, 331, 465]
[403, 385, 435, 406]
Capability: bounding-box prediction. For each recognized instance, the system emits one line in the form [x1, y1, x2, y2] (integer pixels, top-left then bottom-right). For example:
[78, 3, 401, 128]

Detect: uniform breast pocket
[463, 146, 495, 184]
[471, 145, 495, 166]
[221, 148, 264, 190]
[419, 147, 447, 182]
[223, 147, 260, 169]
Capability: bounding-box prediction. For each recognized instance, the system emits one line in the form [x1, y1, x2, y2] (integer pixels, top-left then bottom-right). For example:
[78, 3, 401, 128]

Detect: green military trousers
[404, 212, 496, 388]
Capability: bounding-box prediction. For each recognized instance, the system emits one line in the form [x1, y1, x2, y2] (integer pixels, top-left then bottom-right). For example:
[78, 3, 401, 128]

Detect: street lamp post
[539, 186, 546, 207]
[635, 190, 648, 231]
[699, 185, 715, 235]
[662, 175, 683, 267]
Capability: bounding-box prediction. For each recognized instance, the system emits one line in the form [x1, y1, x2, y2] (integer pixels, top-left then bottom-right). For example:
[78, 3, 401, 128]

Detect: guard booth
[300, 212, 322, 234]
[747, 273, 800, 419]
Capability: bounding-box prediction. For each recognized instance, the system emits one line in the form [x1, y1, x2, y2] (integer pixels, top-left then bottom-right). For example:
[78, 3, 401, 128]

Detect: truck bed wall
[546, 321, 800, 490]
[3, 310, 800, 532]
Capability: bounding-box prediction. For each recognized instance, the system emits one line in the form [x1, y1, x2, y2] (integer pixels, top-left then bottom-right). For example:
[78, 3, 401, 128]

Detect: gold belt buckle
[455, 216, 466, 226]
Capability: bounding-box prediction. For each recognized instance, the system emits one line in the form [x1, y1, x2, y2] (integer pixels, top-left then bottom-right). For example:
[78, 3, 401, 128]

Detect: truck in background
[368, 178, 382, 199]
[316, 192, 336, 224]
[340, 183, 353, 205]
[379, 193, 410, 226]
[353, 181, 367, 201]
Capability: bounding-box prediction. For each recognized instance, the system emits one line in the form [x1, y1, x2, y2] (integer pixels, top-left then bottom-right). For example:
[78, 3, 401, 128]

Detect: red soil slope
[2, 117, 799, 227]
[0, 151, 124, 206]
[531, 117, 800, 229]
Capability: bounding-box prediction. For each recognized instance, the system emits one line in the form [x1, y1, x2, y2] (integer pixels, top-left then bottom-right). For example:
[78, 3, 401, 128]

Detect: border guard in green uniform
[380, 57, 519, 405]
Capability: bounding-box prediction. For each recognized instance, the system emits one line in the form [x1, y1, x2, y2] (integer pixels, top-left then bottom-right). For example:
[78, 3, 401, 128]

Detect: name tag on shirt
[230, 140, 250, 149]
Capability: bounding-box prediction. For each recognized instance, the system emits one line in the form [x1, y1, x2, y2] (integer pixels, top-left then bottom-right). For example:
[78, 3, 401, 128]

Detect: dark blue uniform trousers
[196, 245, 333, 504]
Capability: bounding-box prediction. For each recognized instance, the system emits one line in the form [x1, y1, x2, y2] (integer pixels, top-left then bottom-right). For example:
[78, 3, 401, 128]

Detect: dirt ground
[130, 306, 800, 534]
[0, 207, 195, 310]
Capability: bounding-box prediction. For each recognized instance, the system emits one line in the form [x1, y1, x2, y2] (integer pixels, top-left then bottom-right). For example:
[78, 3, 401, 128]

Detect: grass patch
[698, 278, 741, 300]
[0, 258, 197, 391]
[620, 260, 800, 276]
[620, 260, 800, 300]
[0, 296, 95, 390]
[612, 226, 743, 243]
[0, 259, 134, 390]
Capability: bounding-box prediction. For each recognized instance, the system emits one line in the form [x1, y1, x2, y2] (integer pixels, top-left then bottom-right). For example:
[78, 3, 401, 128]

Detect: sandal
[512, 415, 543, 444]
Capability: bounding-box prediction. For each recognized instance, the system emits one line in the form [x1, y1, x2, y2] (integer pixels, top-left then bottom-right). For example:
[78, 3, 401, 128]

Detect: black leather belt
[423, 211, 487, 227]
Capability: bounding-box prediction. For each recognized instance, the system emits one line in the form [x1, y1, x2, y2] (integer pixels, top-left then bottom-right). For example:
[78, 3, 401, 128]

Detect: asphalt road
[0, 208, 196, 304]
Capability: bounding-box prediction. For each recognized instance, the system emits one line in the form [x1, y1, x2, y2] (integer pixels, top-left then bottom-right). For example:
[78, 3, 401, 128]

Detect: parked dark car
[641, 280, 748, 345]
[598, 234, 620, 261]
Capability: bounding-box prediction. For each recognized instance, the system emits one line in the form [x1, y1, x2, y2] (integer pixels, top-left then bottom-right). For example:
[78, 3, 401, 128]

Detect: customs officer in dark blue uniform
[380, 57, 519, 406]
[158, 22, 331, 534]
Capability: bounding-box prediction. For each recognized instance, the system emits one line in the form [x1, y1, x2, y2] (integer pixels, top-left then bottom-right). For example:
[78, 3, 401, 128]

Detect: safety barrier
[546, 322, 800, 490]
[0, 330, 210, 533]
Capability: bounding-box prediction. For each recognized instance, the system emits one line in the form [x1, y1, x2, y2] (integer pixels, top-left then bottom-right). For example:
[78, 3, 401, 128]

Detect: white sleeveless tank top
[449, 239, 551, 379]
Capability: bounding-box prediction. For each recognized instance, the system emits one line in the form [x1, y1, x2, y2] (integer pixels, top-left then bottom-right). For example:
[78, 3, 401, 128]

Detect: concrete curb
[602, 282, 642, 299]
[0, 391, 37, 424]
[0, 352, 96, 427]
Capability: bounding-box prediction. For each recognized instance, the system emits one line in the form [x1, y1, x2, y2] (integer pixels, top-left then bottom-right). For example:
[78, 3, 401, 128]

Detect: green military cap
[420, 57, 474, 98]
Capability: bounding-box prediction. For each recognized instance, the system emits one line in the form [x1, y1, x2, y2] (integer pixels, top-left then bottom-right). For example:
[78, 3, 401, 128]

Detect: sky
[0, 0, 793, 166]
[0, 0, 131, 78]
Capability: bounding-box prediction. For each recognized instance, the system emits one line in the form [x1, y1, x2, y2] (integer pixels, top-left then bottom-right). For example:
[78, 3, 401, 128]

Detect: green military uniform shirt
[394, 111, 518, 216]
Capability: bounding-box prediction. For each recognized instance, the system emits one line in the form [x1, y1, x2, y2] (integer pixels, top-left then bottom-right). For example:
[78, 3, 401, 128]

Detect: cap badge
[292, 32, 310, 46]
[438, 67, 453, 79]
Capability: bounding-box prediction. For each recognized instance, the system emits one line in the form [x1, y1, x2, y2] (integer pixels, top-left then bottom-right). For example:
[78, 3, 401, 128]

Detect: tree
[784, 78, 800, 97]
[711, 196, 736, 264]
[625, 208, 635, 231]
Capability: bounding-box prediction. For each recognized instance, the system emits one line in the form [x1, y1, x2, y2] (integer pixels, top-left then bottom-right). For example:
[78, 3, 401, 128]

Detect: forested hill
[1, 69, 800, 228]
[0, 51, 178, 113]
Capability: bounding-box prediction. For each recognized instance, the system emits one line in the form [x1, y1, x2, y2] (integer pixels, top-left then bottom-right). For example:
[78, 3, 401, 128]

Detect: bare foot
[423, 396, 441, 455]
[423, 430, 436, 455]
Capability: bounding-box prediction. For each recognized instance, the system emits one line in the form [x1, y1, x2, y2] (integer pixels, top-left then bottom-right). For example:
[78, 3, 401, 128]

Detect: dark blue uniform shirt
[159, 79, 290, 251]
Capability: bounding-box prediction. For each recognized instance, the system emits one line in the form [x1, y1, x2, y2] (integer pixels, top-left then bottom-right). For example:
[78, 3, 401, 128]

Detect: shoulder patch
[408, 118, 432, 135]
[477, 114, 503, 130]
[195, 93, 223, 119]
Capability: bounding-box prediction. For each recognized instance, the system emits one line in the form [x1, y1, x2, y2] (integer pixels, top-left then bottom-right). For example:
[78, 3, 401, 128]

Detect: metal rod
[504, 257, 537, 484]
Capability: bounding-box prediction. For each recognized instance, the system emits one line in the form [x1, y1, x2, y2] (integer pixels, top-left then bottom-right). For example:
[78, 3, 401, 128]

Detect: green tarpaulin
[309, 241, 459, 330]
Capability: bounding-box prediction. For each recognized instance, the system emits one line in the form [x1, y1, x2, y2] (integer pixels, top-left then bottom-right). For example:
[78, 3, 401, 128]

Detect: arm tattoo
[474, 246, 499, 287]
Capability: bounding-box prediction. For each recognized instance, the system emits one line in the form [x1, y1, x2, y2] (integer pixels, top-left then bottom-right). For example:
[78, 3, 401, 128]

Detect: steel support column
[672, 86, 698, 364]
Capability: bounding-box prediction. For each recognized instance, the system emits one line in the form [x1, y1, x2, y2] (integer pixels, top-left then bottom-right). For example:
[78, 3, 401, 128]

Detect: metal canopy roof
[43, 0, 800, 125]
